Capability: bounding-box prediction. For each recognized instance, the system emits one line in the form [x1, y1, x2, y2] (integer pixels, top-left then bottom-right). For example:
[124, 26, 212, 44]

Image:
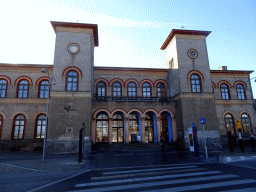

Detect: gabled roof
[51, 21, 99, 47]
[160, 29, 211, 50]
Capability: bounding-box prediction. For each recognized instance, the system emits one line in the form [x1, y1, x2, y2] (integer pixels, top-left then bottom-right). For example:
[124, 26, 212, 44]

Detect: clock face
[68, 43, 80, 54]
[188, 49, 198, 59]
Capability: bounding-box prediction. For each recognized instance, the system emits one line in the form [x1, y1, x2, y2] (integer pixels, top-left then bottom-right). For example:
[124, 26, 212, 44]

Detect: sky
[0, 0, 255, 97]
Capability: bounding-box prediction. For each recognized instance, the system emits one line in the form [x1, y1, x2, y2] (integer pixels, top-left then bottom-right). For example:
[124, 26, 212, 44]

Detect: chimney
[218, 66, 227, 70]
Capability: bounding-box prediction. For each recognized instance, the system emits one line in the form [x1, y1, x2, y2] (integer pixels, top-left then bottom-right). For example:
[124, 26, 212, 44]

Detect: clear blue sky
[0, 0, 255, 97]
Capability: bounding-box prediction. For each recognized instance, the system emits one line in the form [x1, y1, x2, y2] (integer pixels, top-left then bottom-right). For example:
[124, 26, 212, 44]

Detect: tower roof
[51, 21, 99, 47]
[160, 29, 211, 50]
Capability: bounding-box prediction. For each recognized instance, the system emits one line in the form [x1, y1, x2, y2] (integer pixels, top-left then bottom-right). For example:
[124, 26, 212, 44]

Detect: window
[113, 82, 121, 97]
[18, 80, 29, 98]
[96, 114, 108, 142]
[143, 83, 151, 97]
[0, 79, 7, 98]
[39, 81, 49, 98]
[36, 115, 46, 139]
[13, 115, 25, 139]
[128, 82, 136, 97]
[221, 84, 230, 100]
[225, 114, 235, 134]
[241, 114, 252, 134]
[67, 71, 78, 91]
[129, 113, 139, 142]
[112, 113, 124, 143]
[237, 84, 245, 100]
[191, 74, 201, 93]
[157, 83, 165, 97]
[97, 82, 106, 97]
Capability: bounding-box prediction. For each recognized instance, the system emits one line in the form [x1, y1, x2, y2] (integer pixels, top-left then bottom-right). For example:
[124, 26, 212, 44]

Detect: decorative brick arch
[33, 112, 46, 119]
[127, 108, 143, 117]
[234, 81, 247, 89]
[140, 79, 154, 87]
[14, 76, 33, 85]
[111, 108, 127, 118]
[187, 70, 204, 80]
[143, 108, 159, 117]
[0, 75, 11, 84]
[0, 112, 6, 120]
[212, 82, 216, 88]
[125, 79, 140, 87]
[159, 108, 175, 117]
[36, 76, 50, 85]
[218, 80, 231, 88]
[11, 112, 29, 120]
[154, 79, 168, 88]
[109, 78, 125, 87]
[62, 66, 82, 76]
[93, 108, 111, 118]
[94, 78, 109, 86]
[239, 111, 251, 118]
[223, 111, 236, 118]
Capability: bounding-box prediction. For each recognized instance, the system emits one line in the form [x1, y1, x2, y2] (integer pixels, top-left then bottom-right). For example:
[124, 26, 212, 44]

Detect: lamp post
[243, 77, 256, 137]
[229, 77, 256, 137]
[41, 67, 56, 162]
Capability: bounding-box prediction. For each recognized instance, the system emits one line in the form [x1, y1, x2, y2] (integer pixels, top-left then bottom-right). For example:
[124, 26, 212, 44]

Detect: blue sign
[192, 123, 195, 127]
[200, 118, 205, 124]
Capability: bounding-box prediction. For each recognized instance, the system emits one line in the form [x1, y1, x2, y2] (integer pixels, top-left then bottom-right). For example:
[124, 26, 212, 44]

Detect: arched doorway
[96, 113, 109, 142]
[160, 112, 173, 143]
[112, 112, 124, 143]
[129, 112, 140, 142]
[145, 113, 154, 143]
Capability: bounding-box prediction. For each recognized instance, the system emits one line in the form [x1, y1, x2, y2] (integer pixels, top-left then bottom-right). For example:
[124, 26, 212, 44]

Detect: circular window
[67, 43, 80, 54]
[187, 49, 198, 59]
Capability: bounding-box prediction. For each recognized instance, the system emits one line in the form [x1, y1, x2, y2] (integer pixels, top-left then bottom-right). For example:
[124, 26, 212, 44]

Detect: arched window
[143, 83, 151, 97]
[157, 83, 165, 97]
[36, 115, 46, 139]
[221, 84, 230, 100]
[191, 74, 201, 93]
[237, 84, 246, 100]
[225, 114, 235, 134]
[129, 113, 139, 142]
[0, 115, 3, 139]
[18, 80, 29, 98]
[113, 82, 121, 97]
[97, 82, 106, 97]
[0, 79, 7, 98]
[13, 115, 25, 139]
[128, 82, 136, 97]
[241, 114, 252, 134]
[112, 113, 124, 143]
[145, 113, 154, 143]
[39, 81, 49, 98]
[67, 71, 78, 92]
[96, 113, 108, 142]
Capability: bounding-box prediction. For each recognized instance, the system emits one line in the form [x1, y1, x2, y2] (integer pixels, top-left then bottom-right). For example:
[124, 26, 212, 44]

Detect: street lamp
[230, 77, 256, 137]
[41, 66, 56, 162]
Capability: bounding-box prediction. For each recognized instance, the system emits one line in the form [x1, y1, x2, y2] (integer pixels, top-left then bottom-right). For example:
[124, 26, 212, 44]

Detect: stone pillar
[125, 117, 129, 143]
[107, 86, 111, 97]
[141, 117, 145, 143]
[92, 118, 96, 143]
[156, 117, 161, 143]
[172, 117, 177, 142]
[108, 118, 113, 143]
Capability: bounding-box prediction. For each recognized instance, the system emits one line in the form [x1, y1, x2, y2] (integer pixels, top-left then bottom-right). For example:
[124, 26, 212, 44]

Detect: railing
[93, 96, 173, 102]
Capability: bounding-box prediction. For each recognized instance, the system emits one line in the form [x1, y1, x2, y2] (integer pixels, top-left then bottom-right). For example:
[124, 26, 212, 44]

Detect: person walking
[160, 136, 165, 154]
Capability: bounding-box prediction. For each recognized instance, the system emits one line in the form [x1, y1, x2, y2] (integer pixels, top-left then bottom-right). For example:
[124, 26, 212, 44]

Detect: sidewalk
[207, 145, 256, 163]
[0, 150, 86, 174]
